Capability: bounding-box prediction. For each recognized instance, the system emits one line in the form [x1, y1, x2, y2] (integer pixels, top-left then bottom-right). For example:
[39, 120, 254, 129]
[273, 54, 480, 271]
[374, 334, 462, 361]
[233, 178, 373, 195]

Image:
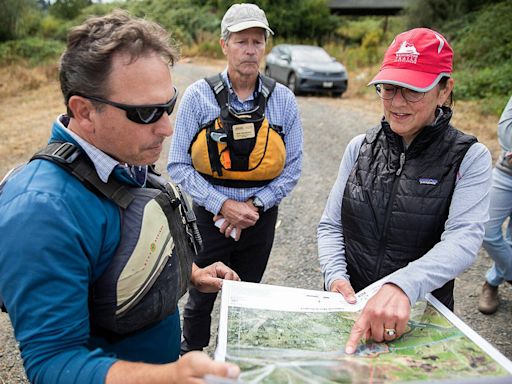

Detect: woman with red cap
[318, 28, 492, 354]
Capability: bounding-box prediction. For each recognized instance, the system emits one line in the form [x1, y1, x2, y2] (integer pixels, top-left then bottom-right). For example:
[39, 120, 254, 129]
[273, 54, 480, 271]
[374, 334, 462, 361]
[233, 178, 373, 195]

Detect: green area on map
[226, 302, 508, 383]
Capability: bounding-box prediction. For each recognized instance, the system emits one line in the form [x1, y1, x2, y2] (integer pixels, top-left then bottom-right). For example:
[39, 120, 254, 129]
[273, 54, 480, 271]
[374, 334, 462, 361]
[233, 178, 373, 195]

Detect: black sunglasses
[79, 86, 178, 124]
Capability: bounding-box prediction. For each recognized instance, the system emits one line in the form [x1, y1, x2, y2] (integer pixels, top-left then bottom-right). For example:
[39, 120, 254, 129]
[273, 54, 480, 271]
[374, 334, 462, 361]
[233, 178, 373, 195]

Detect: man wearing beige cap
[168, 3, 303, 354]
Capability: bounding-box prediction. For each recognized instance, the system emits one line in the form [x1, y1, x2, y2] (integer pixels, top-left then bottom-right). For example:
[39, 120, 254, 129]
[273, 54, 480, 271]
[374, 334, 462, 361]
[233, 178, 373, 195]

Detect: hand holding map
[345, 283, 411, 354]
[216, 280, 512, 383]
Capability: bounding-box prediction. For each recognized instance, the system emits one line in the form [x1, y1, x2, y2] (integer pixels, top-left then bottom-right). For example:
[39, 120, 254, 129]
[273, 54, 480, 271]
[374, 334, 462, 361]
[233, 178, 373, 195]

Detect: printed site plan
[215, 279, 512, 383]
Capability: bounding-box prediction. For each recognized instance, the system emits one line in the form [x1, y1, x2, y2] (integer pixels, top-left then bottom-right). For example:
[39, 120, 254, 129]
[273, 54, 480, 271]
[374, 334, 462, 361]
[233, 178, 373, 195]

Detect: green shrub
[127, 0, 219, 45]
[49, 0, 92, 20]
[454, 62, 512, 98]
[477, 95, 510, 117]
[454, 61, 512, 115]
[40, 15, 61, 39]
[0, 38, 64, 66]
[183, 32, 224, 59]
[447, 1, 512, 69]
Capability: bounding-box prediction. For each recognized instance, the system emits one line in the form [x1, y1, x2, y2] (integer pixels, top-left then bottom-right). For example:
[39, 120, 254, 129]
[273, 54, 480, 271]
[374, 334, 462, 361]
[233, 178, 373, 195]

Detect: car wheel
[287, 73, 299, 95]
[333, 91, 344, 98]
[264, 66, 271, 77]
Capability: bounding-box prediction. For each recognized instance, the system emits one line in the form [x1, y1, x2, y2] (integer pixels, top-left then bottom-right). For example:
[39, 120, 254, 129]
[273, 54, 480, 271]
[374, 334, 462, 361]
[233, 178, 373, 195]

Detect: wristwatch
[252, 196, 264, 212]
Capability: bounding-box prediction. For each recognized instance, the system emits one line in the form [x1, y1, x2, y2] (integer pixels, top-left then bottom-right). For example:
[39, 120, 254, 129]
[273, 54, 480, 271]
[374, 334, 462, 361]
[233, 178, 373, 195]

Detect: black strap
[257, 74, 276, 111]
[259, 74, 276, 102]
[31, 142, 135, 209]
[205, 73, 276, 110]
[198, 172, 272, 188]
[206, 124, 224, 176]
[205, 74, 229, 109]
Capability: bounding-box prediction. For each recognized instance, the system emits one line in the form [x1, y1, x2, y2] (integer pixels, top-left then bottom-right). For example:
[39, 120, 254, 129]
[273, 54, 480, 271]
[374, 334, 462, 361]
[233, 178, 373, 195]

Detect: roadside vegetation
[0, 0, 509, 166]
[1, 0, 510, 114]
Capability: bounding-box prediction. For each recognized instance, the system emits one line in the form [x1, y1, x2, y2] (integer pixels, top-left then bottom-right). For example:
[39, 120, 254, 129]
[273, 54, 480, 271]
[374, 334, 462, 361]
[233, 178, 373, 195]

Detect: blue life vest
[0, 142, 201, 334]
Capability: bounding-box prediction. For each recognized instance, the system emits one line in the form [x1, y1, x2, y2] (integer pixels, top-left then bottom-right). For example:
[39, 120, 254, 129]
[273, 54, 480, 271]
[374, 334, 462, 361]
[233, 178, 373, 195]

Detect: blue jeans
[483, 167, 512, 285]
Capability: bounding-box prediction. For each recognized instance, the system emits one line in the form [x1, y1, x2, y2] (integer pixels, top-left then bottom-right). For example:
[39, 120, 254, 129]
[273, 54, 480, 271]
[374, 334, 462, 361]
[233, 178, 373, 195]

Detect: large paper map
[215, 280, 512, 383]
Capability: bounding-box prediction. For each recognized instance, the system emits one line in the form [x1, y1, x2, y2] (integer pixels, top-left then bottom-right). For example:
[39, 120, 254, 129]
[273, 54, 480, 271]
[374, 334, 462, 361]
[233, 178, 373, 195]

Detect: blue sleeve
[0, 190, 117, 383]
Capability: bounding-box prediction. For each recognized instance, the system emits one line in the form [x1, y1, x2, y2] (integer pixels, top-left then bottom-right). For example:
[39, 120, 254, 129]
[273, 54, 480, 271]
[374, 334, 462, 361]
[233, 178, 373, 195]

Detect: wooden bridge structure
[328, 0, 412, 15]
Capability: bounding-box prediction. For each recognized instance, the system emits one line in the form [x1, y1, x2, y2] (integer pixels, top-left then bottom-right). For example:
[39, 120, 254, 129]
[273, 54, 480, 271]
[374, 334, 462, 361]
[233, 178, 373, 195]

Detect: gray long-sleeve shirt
[318, 134, 492, 305]
[498, 96, 512, 153]
[496, 96, 512, 175]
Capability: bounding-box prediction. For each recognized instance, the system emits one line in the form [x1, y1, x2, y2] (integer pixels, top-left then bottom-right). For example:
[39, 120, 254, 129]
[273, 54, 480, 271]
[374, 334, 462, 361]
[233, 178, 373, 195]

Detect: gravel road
[1, 61, 511, 383]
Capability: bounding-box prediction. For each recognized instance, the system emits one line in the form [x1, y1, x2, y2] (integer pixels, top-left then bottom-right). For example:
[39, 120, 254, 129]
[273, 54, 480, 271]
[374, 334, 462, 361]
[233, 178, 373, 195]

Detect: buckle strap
[71, 158, 134, 209]
[206, 125, 224, 177]
[205, 74, 229, 108]
[31, 142, 134, 209]
[260, 74, 276, 99]
[31, 142, 81, 164]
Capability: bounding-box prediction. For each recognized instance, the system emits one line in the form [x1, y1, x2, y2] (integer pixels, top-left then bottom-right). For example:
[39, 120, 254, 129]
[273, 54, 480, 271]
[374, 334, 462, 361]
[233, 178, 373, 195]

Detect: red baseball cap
[368, 28, 453, 92]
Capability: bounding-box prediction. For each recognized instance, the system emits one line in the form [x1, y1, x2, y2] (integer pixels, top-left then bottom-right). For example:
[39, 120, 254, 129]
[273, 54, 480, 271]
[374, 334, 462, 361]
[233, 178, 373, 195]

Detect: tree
[404, 0, 504, 30]
[0, 0, 39, 41]
[192, 0, 339, 43]
[49, 0, 92, 20]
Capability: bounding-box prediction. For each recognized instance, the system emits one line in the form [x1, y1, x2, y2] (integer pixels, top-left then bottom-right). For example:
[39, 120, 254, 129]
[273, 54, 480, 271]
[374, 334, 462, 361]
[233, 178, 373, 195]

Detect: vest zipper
[396, 152, 406, 176]
[375, 151, 405, 279]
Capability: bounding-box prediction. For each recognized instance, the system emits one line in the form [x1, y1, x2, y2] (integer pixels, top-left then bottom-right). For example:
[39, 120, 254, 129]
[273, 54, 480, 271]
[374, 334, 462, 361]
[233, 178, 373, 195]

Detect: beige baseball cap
[221, 3, 274, 36]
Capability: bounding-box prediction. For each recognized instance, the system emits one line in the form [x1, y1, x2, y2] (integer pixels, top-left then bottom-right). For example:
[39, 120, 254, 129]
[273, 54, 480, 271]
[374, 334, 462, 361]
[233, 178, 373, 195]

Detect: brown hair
[59, 10, 179, 116]
[438, 76, 454, 108]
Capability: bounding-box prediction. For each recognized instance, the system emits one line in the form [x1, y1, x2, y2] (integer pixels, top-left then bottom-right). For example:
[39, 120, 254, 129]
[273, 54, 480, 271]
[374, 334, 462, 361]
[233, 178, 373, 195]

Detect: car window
[278, 47, 291, 60]
[292, 48, 332, 63]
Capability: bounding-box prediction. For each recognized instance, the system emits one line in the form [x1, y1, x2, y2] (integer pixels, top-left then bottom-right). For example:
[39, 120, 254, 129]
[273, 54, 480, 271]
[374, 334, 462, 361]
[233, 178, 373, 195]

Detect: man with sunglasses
[168, 3, 303, 355]
[0, 11, 240, 384]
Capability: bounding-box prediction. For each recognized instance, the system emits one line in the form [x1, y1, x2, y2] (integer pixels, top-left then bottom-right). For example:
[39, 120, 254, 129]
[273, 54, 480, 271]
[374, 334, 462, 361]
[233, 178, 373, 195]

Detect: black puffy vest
[342, 108, 476, 309]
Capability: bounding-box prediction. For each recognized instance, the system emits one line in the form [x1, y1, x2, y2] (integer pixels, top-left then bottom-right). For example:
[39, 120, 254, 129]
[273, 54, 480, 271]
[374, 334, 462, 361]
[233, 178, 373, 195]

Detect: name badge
[232, 123, 255, 140]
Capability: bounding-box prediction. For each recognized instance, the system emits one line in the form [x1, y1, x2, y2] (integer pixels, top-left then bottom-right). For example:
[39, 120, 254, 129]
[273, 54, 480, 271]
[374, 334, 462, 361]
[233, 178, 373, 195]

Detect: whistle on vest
[221, 149, 232, 169]
[210, 131, 227, 143]
[210, 131, 231, 169]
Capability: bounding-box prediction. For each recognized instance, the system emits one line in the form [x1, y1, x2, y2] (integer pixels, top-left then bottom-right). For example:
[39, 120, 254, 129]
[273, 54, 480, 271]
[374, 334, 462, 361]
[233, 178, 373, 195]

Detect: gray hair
[60, 10, 179, 116]
[220, 29, 269, 44]
[221, 29, 232, 42]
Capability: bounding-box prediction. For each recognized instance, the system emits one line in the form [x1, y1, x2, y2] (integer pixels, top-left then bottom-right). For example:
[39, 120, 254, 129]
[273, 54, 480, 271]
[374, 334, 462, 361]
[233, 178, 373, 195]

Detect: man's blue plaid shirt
[167, 70, 303, 215]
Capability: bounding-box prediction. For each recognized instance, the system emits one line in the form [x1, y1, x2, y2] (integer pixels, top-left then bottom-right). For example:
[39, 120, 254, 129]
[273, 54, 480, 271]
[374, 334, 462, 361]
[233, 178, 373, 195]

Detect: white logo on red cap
[395, 41, 419, 64]
[434, 33, 445, 53]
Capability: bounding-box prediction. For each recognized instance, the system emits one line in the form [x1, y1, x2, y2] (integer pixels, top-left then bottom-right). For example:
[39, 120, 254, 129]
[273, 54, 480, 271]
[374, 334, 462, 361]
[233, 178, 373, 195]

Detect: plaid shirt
[167, 70, 303, 214]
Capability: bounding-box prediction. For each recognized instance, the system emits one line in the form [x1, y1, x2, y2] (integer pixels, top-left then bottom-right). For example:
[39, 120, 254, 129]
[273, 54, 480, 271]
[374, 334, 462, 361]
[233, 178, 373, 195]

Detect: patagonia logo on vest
[418, 177, 439, 185]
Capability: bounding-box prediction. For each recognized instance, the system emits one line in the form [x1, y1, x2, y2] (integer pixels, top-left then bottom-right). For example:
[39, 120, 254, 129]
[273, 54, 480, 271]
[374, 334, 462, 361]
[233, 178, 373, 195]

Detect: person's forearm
[318, 220, 349, 290]
[106, 361, 174, 384]
[106, 347, 240, 383]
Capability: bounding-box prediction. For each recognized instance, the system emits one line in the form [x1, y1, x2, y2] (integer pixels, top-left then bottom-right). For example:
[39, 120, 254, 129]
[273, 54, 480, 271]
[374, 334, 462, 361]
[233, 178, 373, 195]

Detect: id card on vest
[232, 122, 256, 140]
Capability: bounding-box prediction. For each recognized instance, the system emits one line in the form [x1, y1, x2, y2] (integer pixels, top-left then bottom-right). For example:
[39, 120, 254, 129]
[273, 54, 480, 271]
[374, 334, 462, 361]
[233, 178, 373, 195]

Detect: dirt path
[0, 60, 508, 383]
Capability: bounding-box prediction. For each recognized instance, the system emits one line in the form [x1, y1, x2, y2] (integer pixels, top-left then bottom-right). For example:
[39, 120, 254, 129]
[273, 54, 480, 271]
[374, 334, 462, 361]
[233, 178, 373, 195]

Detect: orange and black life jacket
[189, 73, 286, 188]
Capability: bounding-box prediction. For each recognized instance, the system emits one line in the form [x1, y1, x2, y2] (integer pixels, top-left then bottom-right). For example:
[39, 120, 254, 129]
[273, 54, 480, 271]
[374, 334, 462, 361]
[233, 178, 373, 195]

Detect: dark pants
[181, 203, 279, 353]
